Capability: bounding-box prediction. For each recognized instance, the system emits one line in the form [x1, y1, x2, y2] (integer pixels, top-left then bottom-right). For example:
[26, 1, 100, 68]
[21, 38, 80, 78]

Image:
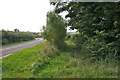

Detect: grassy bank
[2, 41, 47, 78]
[31, 41, 118, 78]
[1, 39, 35, 47]
[2, 41, 118, 78]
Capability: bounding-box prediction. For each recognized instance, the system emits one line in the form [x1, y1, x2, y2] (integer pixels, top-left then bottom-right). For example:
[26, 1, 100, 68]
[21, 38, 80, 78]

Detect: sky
[0, 0, 77, 32]
[0, 0, 55, 32]
[0, 0, 119, 32]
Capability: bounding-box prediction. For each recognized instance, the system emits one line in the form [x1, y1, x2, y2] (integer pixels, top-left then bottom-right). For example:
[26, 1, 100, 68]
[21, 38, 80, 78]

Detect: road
[0, 38, 45, 59]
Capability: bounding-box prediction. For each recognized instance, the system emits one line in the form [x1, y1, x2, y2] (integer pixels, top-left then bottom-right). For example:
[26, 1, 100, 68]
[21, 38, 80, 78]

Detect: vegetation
[1, 41, 118, 78]
[38, 2, 119, 78]
[1, 29, 35, 45]
[50, 2, 120, 62]
[41, 12, 66, 50]
[33, 41, 118, 78]
[2, 2, 119, 79]
[33, 32, 41, 38]
[2, 42, 47, 78]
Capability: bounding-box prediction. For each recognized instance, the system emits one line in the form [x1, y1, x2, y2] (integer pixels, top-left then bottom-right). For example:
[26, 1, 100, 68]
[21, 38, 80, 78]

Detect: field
[2, 41, 118, 78]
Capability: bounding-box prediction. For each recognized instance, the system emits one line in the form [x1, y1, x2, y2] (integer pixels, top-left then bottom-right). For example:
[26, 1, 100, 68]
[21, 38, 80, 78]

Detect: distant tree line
[1, 29, 35, 45]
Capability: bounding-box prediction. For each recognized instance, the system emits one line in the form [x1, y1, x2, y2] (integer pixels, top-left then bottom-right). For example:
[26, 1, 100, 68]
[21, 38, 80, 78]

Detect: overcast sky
[0, 0, 55, 32]
[0, 0, 77, 32]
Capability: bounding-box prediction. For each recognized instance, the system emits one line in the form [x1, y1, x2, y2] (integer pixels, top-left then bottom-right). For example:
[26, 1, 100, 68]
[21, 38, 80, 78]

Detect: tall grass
[2, 41, 118, 78]
[31, 41, 118, 78]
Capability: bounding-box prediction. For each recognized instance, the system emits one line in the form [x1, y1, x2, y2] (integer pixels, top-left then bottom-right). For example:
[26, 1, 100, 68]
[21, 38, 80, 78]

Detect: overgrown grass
[31, 41, 118, 78]
[2, 41, 118, 78]
[1, 39, 35, 47]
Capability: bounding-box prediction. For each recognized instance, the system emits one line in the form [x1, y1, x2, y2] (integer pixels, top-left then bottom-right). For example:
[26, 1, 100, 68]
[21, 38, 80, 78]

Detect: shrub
[81, 37, 118, 62]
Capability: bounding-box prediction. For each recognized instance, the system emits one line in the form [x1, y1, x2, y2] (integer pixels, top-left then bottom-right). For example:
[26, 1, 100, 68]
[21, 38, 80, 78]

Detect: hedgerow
[1, 30, 35, 45]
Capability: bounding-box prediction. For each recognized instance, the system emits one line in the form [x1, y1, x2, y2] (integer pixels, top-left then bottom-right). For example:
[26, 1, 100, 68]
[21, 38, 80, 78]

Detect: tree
[52, 2, 120, 42]
[51, 2, 120, 61]
[14, 29, 19, 32]
[42, 11, 66, 49]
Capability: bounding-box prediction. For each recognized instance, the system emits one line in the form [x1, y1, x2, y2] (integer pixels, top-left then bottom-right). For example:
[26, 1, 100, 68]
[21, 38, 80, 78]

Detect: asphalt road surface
[0, 38, 45, 59]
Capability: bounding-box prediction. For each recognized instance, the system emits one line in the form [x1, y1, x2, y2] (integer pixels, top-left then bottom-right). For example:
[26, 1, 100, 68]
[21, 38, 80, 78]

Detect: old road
[0, 38, 45, 59]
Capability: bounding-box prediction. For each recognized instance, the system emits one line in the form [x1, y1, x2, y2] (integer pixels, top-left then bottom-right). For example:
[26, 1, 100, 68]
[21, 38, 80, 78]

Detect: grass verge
[31, 41, 118, 78]
[2, 41, 47, 78]
[2, 41, 118, 78]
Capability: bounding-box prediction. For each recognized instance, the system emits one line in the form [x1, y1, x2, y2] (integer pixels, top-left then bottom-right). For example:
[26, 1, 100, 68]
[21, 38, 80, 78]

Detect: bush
[81, 38, 118, 61]
[65, 34, 72, 40]
[71, 33, 88, 49]
[67, 31, 119, 62]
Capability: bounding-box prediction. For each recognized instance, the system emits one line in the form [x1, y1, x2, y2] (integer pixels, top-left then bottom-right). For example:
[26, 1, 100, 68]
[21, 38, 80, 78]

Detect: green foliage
[65, 34, 71, 40]
[33, 32, 41, 38]
[68, 31, 119, 62]
[2, 41, 118, 78]
[41, 12, 66, 49]
[69, 33, 88, 49]
[31, 42, 117, 78]
[1, 30, 35, 45]
[55, 2, 120, 42]
[52, 2, 120, 61]
[81, 37, 118, 62]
